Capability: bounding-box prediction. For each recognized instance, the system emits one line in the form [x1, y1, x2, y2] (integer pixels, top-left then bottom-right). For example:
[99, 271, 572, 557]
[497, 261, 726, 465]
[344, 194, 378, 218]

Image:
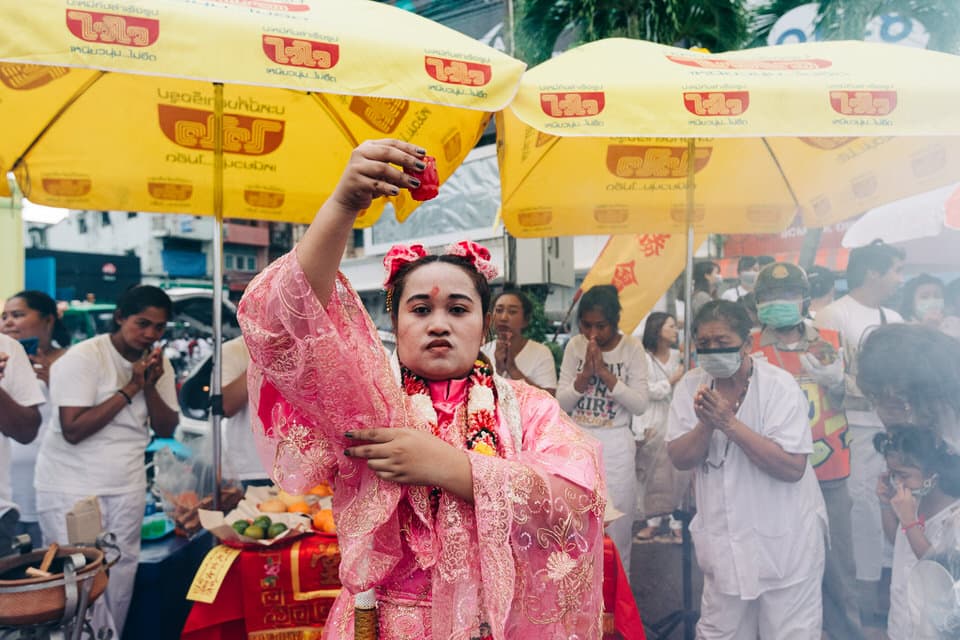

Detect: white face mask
[697, 346, 743, 379]
[740, 271, 759, 287]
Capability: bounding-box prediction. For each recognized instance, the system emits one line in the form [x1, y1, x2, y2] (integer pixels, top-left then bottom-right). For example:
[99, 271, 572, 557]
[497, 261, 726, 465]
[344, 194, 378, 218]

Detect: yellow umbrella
[0, 0, 524, 510]
[498, 38, 960, 336]
[0, 0, 523, 227]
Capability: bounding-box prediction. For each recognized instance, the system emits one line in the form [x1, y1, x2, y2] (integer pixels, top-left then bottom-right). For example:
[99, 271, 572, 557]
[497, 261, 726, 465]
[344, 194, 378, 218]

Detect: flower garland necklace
[401, 359, 501, 457]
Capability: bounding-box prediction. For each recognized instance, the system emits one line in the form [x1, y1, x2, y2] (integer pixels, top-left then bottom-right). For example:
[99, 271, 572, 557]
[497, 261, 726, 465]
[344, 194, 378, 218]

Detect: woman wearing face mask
[874, 427, 960, 640]
[751, 264, 863, 640]
[239, 140, 605, 639]
[900, 273, 947, 329]
[557, 284, 649, 578]
[1, 290, 70, 547]
[481, 289, 557, 394]
[721, 256, 760, 302]
[667, 300, 827, 639]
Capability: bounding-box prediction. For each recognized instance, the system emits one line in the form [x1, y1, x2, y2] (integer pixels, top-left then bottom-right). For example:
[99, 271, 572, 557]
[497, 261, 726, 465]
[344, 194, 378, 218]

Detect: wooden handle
[26, 567, 53, 578]
[39, 543, 59, 573]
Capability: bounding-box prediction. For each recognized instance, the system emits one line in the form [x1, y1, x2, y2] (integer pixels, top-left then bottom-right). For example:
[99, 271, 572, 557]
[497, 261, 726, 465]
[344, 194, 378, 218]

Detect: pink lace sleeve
[436, 383, 606, 638]
[238, 250, 412, 592]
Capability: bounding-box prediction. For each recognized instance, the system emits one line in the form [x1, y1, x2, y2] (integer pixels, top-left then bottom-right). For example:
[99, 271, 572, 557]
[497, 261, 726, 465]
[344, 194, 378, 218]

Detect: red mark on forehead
[430, 286, 440, 297]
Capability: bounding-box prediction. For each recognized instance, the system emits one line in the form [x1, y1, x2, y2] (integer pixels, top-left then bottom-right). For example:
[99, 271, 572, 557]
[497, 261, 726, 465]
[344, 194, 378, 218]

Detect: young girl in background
[875, 426, 960, 639]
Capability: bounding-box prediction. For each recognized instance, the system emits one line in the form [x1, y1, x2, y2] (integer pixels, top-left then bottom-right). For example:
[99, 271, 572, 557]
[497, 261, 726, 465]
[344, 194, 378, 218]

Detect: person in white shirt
[36, 285, 179, 636]
[220, 336, 270, 485]
[668, 300, 827, 639]
[481, 290, 557, 394]
[634, 312, 689, 541]
[2, 290, 70, 548]
[874, 427, 960, 640]
[806, 266, 837, 320]
[815, 239, 905, 622]
[720, 256, 760, 303]
[558, 284, 648, 577]
[0, 333, 44, 556]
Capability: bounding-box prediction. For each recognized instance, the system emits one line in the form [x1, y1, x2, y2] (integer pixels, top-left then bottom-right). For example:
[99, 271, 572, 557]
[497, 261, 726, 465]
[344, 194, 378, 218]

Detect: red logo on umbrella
[348, 97, 409, 134]
[148, 181, 193, 201]
[425, 57, 491, 86]
[829, 90, 898, 116]
[683, 91, 749, 116]
[157, 105, 285, 156]
[606, 145, 712, 179]
[0, 64, 69, 90]
[42, 178, 92, 197]
[244, 189, 285, 208]
[262, 35, 339, 69]
[66, 10, 159, 47]
[540, 92, 605, 118]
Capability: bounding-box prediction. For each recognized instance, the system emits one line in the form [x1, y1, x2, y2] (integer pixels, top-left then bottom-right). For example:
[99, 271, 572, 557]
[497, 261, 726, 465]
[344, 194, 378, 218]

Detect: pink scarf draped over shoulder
[238, 249, 607, 639]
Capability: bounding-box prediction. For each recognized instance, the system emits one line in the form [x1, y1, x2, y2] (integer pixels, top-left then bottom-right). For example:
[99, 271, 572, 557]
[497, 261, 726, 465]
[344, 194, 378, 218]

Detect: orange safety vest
[751, 328, 851, 482]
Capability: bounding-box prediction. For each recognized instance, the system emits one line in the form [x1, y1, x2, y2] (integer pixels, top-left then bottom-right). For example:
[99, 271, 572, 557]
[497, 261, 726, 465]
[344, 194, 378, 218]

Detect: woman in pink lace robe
[238, 139, 606, 640]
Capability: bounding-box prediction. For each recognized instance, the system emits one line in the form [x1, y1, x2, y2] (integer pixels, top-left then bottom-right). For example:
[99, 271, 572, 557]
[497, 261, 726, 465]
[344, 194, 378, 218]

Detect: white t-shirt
[220, 337, 267, 481]
[666, 358, 827, 599]
[888, 500, 960, 640]
[10, 382, 51, 521]
[814, 294, 903, 427]
[0, 334, 46, 516]
[633, 349, 681, 437]
[557, 334, 649, 430]
[720, 285, 750, 302]
[36, 334, 178, 495]
[481, 339, 558, 391]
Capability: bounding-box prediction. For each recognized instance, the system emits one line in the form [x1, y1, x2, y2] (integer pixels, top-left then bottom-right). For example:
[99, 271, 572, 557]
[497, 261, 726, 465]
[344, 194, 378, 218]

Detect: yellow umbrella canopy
[498, 38, 960, 237]
[0, 0, 525, 226]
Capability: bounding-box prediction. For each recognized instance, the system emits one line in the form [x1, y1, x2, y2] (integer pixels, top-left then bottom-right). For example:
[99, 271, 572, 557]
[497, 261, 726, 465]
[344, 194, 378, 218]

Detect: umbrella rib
[761, 137, 801, 211]
[310, 92, 360, 149]
[499, 133, 562, 212]
[11, 70, 107, 172]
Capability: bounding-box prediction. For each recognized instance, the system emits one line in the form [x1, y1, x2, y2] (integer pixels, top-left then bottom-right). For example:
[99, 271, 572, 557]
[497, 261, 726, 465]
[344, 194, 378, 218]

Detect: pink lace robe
[238, 250, 606, 640]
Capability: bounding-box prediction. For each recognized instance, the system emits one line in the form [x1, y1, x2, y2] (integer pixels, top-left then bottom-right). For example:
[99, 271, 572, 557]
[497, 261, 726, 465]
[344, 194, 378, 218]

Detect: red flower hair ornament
[382, 240, 499, 290]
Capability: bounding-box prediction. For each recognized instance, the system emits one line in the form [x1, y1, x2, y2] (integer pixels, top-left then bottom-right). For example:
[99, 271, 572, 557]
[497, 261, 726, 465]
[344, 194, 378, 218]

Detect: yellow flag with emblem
[578, 233, 706, 334]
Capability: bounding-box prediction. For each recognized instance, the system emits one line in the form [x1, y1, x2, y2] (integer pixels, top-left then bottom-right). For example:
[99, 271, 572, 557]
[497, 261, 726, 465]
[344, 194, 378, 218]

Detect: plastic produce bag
[153, 436, 242, 536]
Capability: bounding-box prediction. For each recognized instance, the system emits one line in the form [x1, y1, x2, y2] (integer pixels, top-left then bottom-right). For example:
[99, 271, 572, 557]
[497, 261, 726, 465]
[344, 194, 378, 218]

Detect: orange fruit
[308, 483, 333, 497]
[287, 501, 311, 515]
[312, 509, 336, 534]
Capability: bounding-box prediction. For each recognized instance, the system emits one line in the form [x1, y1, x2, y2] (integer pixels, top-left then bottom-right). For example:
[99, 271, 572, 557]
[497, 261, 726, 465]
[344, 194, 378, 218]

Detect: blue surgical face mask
[757, 300, 803, 329]
[697, 345, 743, 379]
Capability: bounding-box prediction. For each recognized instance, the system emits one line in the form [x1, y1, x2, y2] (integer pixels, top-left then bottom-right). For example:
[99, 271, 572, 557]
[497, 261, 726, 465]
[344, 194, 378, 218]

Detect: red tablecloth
[182, 535, 644, 639]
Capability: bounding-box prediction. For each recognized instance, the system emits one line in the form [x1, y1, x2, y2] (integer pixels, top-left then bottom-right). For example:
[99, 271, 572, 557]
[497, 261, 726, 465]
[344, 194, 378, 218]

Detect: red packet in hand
[404, 155, 439, 201]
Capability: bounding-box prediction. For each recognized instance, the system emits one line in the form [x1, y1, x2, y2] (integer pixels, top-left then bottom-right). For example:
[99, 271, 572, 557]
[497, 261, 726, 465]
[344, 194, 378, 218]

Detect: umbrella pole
[683, 139, 695, 373]
[210, 82, 225, 510]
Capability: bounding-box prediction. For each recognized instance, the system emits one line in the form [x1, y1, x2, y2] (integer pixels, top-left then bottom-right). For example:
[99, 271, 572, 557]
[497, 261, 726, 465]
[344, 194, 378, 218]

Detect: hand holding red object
[404, 155, 439, 201]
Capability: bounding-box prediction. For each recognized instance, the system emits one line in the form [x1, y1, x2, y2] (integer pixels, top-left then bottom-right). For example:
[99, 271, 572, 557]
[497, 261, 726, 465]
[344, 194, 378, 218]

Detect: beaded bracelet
[116, 388, 133, 405]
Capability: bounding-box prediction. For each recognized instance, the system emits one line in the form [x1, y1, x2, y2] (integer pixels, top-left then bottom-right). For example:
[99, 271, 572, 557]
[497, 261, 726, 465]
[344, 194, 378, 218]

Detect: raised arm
[297, 139, 426, 305]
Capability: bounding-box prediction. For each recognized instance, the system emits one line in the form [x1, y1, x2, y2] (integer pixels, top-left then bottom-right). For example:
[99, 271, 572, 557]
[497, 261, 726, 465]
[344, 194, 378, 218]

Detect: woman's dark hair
[736, 256, 758, 273]
[845, 240, 906, 290]
[114, 285, 172, 330]
[693, 300, 753, 343]
[388, 255, 492, 326]
[642, 312, 675, 352]
[806, 265, 836, 300]
[494, 288, 532, 321]
[874, 426, 960, 497]
[10, 290, 70, 348]
[859, 324, 960, 427]
[900, 273, 945, 321]
[578, 285, 621, 327]
[693, 261, 719, 294]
